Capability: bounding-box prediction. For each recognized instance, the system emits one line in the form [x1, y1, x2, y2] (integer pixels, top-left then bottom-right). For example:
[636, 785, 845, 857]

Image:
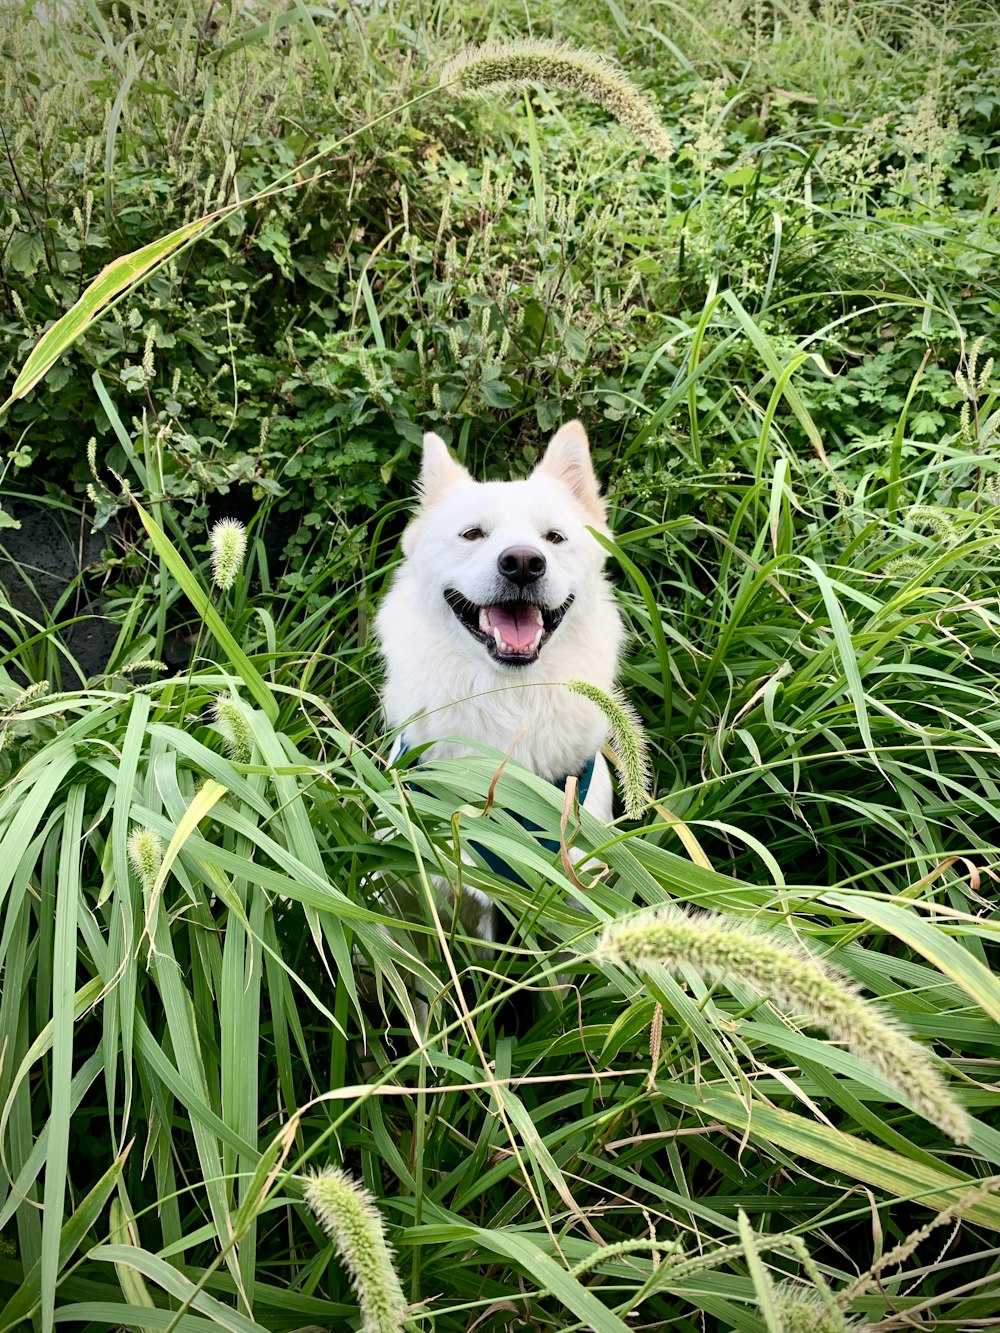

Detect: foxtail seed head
[906, 505, 960, 546]
[127, 827, 162, 895]
[304, 1167, 407, 1333]
[440, 39, 672, 161]
[564, 679, 650, 818]
[209, 518, 247, 592]
[596, 908, 970, 1143]
[775, 1289, 852, 1332]
[118, 658, 166, 675]
[9, 680, 50, 713]
[213, 697, 253, 765]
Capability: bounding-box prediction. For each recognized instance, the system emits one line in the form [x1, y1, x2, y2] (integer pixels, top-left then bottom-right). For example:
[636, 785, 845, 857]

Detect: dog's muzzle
[443, 589, 574, 666]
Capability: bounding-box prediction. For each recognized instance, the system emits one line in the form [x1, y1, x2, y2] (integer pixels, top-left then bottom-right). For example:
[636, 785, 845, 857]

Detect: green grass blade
[88, 1246, 269, 1333]
[0, 1144, 131, 1331]
[824, 892, 1000, 1025]
[661, 1085, 998, 1227]
[738, 1210, 783, 1333]
[133, 504, 278, 722]
[721, 289, 827, 463]
[106, 691, 151, 1145]
[800, 556, 878, 766]
[0, 744, 78, 909]
[108, 1197, 157, 1325]
[469, 1229, 634, 1333]
[40, 783, 86, 1333]
[0, 1051, 103, 1232]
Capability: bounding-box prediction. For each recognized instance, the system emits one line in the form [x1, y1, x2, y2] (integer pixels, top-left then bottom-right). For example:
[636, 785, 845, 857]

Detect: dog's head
[396, 421, 610, 669]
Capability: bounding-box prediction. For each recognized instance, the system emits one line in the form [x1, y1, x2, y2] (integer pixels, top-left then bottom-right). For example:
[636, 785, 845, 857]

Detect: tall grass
[2, 1, 1000, 1331]
[3, 300, 999, 1331]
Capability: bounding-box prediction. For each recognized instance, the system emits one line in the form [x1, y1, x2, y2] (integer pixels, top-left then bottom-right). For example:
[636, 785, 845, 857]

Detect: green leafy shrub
[4, 0, 999, 571]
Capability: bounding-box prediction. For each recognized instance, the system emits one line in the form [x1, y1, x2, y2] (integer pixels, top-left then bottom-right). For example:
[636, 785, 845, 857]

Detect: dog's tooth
[493, 627, 504, 650]
[531, 627, 543, 651]
[479, 607, 491, 633]
[533, 605, 543, 626]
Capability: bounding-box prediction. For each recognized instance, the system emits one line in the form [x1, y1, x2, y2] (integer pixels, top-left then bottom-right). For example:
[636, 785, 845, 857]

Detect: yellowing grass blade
[1, 212, 227, 412]
[108, 1197, 157, 1327]
[152, 780, 227, 899]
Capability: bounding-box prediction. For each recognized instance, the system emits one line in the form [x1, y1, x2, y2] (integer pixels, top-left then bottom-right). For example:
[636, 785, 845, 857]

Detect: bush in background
[3, 0, 998, 557]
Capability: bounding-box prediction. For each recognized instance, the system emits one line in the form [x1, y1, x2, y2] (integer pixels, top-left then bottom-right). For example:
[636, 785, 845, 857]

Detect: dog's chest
[399, 676, 606, 783]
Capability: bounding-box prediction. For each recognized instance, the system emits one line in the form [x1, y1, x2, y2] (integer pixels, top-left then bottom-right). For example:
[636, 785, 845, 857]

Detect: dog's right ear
[418, 431, 470, 503]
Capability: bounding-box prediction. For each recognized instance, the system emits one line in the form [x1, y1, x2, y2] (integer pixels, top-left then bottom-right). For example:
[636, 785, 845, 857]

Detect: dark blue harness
[393, 739, 596, 885]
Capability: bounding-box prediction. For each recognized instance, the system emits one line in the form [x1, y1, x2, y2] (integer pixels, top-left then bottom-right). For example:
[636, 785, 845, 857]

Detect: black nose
[497, 545, 546, 587]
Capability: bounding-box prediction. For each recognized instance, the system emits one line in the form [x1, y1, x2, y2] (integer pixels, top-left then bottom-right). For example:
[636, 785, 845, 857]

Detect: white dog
[376, 420, 624, 936]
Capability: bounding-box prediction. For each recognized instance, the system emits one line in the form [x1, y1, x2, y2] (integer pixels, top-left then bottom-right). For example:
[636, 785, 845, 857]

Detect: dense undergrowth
[2, 1, 1000, 1330]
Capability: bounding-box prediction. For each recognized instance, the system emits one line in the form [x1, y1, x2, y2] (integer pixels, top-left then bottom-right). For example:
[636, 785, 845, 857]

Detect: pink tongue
[486, 603, 539, 651]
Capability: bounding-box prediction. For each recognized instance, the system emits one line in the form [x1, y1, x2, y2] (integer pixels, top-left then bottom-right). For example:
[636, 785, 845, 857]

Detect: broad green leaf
[7, 231, 46, 277]
[661, 1085, 1000, 1229]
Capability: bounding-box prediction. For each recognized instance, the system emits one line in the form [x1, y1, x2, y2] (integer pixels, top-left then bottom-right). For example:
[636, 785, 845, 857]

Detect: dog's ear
[535, 420, 605, 523]
[418, 431, 470, 503]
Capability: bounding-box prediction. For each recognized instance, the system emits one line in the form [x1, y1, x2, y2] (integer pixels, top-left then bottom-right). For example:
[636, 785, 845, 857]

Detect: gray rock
[0, 500, 119, 680]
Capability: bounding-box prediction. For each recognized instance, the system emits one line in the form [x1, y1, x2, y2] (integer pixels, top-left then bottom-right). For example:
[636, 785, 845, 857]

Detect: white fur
[376, 421, 624, 934]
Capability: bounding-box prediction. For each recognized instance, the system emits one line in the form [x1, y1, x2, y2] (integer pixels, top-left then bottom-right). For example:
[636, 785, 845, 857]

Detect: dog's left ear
[418, 431, 471, 503]
[535, 420, 605, 524]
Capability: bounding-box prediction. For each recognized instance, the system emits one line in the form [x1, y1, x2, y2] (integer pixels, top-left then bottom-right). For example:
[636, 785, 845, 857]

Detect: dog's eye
[460, 526, 486, 541]
[544, 530, 566, 545]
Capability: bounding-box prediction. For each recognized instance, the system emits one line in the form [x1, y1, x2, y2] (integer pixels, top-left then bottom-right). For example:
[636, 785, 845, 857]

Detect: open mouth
[444, 590, 574, 666]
